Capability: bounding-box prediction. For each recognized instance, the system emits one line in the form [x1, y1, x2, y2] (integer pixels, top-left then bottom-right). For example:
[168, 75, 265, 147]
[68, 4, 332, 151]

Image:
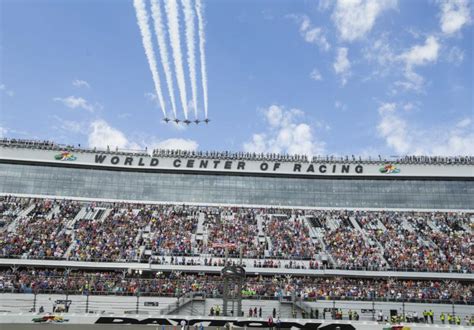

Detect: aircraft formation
[133, 0, 210, 126]
[163, 117, 210, 125]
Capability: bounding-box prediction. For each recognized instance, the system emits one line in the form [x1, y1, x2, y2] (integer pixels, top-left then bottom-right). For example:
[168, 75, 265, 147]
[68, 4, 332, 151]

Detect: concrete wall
[1, 294, 471, 326]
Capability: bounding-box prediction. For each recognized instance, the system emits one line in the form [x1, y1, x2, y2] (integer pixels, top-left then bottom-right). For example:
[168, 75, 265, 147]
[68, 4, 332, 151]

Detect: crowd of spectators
[3, 137, 473, 164]
[146, 205, 197, 257]
[202, 208, 263, 258]
[345, 210, 473, 273]
[377, 213, 452, 272]
[265, 214, 320, 259]
[0, 196, 30, 230]
[429, 213, 472, 272]
[323, 213, 386, 270]
[282, 277, 472, 303]
[325, 228, 385, 270]
[69, 207, 149, 262]
[0, 198, 472, 273]
[0, 199, 79, 259]
[0, 268, 472, 304]
[147, 255, 313, 270]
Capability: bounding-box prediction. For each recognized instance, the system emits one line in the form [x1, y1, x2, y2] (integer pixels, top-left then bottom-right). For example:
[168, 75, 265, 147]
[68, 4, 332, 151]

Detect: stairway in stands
[350, 215, 389, 266]
[7, 203, 35, 232]
[193, 212, 205, 254]
[304, 214, 336, 267]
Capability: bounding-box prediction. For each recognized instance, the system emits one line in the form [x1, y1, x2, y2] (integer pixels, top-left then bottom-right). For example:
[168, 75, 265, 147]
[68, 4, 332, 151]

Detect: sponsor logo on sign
[55, 151, 77, 161]
[32, 315, 69, 323]
[95, 317, 356, 329]
[379, 164, 400, 174]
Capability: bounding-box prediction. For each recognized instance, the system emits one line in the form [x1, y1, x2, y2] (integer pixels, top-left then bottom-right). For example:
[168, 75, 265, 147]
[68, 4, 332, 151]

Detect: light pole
[134, 269, 143, 314]
[273, 275, 282, 317]
[85, 275, 90, 314]
[31, 269, 37, 313]
[285, 275, 295, 318]
[65, 268, 71, 313]
[155, 271, 163, 298]
[173, 271, 183, 312]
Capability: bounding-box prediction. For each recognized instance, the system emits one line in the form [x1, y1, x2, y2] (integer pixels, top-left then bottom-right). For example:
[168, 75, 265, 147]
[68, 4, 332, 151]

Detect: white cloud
[314, 120, 331, 131]
[364, 34, 464, 92]
[310, 69, 323, 81]
[335, 100, 348, 111]
[456, 117, 471, 128]
[244, 133, 267, 154]
[0, 83, 14, 97]
[446, 46, 464, 64]
[377, 103, 411, 154]
[288, 15, 330, 51]
[430, 125, 474, 155]
[332, 0, 397, 42]
[0, 126, 7, 138]
[402, 102, 418, 112]
[152, 138, 198, 151]
[89, 120, 130, 149]
[264, 105, 284, 128]
[54, 96, 98, 113]
[401, 36, 440, 66]
[52, 116, 83, 134]
[394, 70, 425, 92]
[318, 0, 333, 11]
[88, 119, 198, 152]
[145, 92, 158, 102]
[72, 79, 90, 88]
[243, 105, 325, 157]
[439, 0, 471, 35]
[363, 35, 396, 68]
[376, 103, 474, 155]
[397, 36, 440, 92]
[333, 47, 351, 85]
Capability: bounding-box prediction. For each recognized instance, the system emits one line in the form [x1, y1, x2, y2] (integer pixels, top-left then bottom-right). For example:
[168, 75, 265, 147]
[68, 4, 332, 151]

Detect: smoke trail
[195, 0, 208, 118]
[181, 0, 198, 118]
[133, 0, 166, 117]
[164, 0, 189, 119]
[150, 0, 178, 119]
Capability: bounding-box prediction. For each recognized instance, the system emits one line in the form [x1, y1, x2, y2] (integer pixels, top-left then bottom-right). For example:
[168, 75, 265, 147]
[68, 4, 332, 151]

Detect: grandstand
[0, 139, 473, 328]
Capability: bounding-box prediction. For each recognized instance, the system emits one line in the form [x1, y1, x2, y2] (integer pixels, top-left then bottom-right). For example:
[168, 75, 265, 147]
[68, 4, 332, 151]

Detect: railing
[1, 288, 472, 305]
[0, 274, 472, 306]
[0, 254, 471, 274]
[0, 288, 472, 319]
[2, 138, 473, 165]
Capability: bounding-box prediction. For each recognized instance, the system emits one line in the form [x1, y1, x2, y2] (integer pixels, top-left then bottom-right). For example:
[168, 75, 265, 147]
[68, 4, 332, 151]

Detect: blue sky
[1, 0, 472, 156]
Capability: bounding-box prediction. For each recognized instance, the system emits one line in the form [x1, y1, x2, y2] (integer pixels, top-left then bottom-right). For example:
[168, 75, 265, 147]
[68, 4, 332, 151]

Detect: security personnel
[423, 310, 428, 323]
[429, 310, 434, 324]
[447, 314, 453, 324]
[391, 315, 397, 323]
[455, 316, 461, 325]
[440, 312, 445, 324]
